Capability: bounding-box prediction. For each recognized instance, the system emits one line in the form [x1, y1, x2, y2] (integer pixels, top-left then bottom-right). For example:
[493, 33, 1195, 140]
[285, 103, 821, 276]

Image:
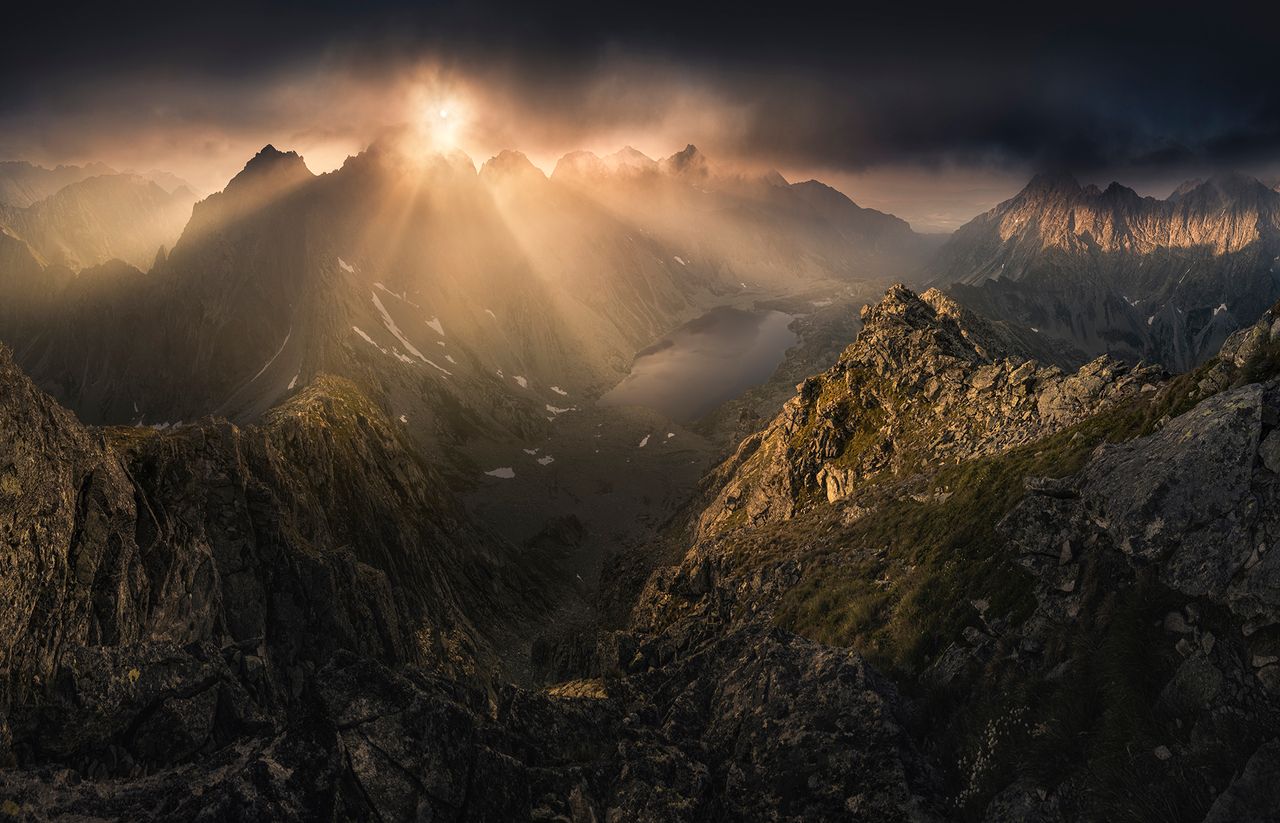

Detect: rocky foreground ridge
[630, 287, 1280, 820]
[6, 286, 1280, 820]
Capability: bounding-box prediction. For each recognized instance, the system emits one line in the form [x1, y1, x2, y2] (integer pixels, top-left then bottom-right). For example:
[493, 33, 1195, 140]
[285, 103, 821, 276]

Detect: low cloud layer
[3, 1, 1277, 230]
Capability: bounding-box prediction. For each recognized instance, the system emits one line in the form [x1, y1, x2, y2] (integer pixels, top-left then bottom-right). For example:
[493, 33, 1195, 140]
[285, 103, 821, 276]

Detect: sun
[418, 100, 464, 150]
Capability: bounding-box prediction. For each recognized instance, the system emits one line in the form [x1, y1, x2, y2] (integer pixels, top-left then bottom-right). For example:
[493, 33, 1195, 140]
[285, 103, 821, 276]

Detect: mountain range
[929, 172, 1280, 370]
[0, 140, 932, 451]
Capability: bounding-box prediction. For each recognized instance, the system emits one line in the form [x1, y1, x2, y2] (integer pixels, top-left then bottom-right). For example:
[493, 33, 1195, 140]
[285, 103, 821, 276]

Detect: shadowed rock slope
[0, 341, 941, 821]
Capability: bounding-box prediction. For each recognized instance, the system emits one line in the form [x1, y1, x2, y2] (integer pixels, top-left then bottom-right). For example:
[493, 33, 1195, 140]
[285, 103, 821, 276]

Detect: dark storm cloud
[2, 1, 1277, 191]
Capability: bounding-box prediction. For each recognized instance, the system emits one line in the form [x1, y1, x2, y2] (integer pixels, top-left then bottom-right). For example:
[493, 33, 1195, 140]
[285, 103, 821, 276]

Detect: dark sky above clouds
[3, 1, 1277, 230]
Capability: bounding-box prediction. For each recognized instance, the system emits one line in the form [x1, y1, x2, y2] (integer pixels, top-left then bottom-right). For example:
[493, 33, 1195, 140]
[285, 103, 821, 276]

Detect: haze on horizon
[3, 0, 1278, 232]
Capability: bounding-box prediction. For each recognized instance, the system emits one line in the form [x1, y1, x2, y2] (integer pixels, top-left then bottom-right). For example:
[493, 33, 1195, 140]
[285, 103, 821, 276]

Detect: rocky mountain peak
[1021, 170, 1083, 199]
[479, 149, 546, 183]
[696, 284, 1161, 536]
[608, 145, 658, 171]
[549, 149, 604, 181]
[1100, 179, 1142, 203]
[225, 144, 311, 193]
[660, 143, 709, 178]
[930, 168, 1280, 371]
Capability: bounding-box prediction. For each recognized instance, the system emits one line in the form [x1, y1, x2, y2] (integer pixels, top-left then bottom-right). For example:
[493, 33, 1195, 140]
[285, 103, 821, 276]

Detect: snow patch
[371, 291, 431, 363]
[537, 455, 555, 466]
[485, 467, 515, 479]
[287, 374, 299, 390]
[425, 317, 445, 336]
[399, 414, 407, 423]
[1214, 303, 1228, 316]
[523, 448, 539, 455]
[424, 358, 453, 376]
[352, 326, 380, 347]
[484, 308, 497, 319]
[673, 256, 686, 266]
[250, 328, 291, 383]
[338, 258, 355, 273]
[514, 375, 528, 389]
[374, 282, 420, 307]
[550, 386, 569, 396]
[444, 354, 457, 364]
[545, 404, 576, 415]
[666, 432, 675, 439]
[638, 435, 650, 448]
[1147, 315, 1156, 326]
[810, 298, 833, 308]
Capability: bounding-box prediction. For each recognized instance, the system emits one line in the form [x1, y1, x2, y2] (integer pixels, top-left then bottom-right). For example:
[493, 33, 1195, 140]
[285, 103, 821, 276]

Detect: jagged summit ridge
[697, 284, 1162, 536]
[930, 169, 1280, 372]
[224, 144, 312, 192]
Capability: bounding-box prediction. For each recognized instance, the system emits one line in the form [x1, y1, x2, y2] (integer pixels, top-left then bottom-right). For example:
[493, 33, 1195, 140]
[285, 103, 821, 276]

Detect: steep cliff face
[929, 173, 1280, 370]
[697, 285, 1161, 537]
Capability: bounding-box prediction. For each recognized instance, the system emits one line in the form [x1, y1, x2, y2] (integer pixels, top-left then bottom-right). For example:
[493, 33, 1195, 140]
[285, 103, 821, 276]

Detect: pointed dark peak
[1100, 180, 1142, 204]
[661, 144, 709, 178]
[226, 145, 312, 193]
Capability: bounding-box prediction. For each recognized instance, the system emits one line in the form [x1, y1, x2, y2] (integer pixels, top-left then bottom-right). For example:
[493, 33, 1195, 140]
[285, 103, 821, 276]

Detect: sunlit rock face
[695, 284, 1161, 538]
[930, 173, 1280, 371]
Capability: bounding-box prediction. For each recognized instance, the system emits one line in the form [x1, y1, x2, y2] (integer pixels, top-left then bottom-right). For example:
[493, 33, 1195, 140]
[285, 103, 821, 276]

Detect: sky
[2, 1, 1278, 232]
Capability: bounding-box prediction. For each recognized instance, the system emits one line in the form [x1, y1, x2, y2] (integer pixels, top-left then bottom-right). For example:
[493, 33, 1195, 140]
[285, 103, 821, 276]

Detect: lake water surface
[600, 307, 796, 420]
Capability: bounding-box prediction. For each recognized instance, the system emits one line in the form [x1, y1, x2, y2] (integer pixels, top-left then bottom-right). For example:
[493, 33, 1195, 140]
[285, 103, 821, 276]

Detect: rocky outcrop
[697, 285, 1161, 537]
[1005, 381, 1280, 624]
